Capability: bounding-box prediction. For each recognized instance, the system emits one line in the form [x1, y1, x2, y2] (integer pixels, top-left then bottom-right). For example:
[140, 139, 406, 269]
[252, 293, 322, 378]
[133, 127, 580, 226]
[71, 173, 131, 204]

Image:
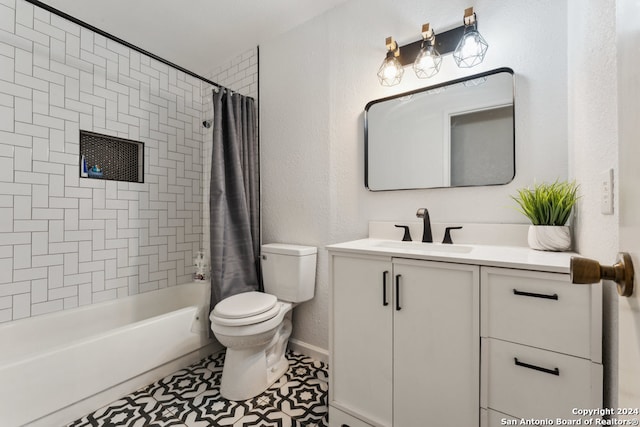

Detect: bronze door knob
[570, 252, 634, 297]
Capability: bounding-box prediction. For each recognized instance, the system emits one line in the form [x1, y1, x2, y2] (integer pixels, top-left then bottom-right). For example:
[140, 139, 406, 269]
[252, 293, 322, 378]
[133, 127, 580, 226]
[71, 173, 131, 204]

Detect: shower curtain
[209, 88, 261, 313]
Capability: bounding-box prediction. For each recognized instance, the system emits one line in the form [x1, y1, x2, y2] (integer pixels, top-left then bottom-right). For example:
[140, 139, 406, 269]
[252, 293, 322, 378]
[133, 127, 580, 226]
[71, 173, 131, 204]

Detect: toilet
[209, 243, 317, 401]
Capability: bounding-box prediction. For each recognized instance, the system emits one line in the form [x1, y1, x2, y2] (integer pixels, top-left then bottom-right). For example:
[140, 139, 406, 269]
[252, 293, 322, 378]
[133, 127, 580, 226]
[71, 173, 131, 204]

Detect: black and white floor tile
[68, 351, 328, 427]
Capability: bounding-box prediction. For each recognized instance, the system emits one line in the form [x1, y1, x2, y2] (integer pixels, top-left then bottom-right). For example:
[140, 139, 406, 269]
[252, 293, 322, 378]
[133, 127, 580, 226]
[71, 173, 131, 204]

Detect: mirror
[365, 68, 515, 191]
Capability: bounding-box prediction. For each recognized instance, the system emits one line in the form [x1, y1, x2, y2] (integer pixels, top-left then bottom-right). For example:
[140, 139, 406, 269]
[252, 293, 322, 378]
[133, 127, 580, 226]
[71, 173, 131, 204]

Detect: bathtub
[0, 281, 221, 427]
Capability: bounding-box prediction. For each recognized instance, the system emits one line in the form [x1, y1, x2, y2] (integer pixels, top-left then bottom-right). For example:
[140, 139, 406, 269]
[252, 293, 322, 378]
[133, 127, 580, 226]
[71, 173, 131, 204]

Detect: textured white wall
[0, 0, 204, 323]
[261, 17, 332, 350]
[569, 0, 618, 259]
[260, 0, 569, 350]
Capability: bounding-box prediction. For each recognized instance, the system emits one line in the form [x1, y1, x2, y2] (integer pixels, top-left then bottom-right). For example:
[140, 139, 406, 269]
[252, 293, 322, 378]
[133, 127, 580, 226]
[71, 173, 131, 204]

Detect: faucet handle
[442, 226, 463, 244]
[394, 225, 412, 242]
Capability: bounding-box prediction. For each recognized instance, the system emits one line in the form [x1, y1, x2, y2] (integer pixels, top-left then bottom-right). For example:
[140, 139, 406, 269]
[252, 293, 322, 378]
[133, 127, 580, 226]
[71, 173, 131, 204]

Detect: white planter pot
[527, 225, 572, 251]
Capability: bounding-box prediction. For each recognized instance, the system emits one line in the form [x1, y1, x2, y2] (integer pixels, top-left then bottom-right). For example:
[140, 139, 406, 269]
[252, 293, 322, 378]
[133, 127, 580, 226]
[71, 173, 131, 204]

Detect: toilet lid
[211, 303, 282, 327]
[213, 291, 278, 319]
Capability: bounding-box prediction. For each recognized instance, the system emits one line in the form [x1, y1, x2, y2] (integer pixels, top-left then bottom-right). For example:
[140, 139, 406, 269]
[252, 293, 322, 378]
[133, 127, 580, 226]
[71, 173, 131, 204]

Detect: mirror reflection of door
[449, 104, 514, 187]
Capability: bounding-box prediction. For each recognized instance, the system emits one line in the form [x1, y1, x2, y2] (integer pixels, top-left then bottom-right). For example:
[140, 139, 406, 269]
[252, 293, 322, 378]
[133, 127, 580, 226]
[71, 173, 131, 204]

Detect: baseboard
[288, 338, 329, 364]
[29, 342, 223, 427]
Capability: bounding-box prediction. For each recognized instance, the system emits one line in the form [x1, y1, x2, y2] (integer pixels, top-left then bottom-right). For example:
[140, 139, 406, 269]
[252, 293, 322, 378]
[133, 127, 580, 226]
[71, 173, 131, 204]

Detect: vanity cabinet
[328, 242, 602, 427]
[329, 253, 480, 427]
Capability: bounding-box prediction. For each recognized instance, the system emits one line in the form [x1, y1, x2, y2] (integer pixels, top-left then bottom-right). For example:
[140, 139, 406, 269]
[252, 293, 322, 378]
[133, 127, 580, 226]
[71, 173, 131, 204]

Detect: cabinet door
[331, 254, 393, 426]
[393, 259, 480, 427]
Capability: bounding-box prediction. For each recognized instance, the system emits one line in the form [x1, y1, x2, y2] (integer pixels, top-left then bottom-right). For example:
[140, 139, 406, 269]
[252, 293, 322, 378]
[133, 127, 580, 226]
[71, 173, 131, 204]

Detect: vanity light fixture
[377, 7, 489, 86]
[453, 8, 489, 68]
[377, 37, 404, 86]
[413, 23, 442, 79]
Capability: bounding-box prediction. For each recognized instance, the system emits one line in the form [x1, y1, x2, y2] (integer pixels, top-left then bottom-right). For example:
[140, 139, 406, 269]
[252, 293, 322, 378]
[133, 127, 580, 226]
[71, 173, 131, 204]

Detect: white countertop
[326, 238, 577, 274]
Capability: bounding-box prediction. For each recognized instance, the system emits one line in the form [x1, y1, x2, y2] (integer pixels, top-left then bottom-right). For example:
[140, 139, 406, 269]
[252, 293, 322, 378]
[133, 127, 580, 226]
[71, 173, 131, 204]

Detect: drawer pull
[395, 274, 402, 311]
[383, 270, 389, 306]
[513, 288, 558, 300]
[514, 357, 560, 376]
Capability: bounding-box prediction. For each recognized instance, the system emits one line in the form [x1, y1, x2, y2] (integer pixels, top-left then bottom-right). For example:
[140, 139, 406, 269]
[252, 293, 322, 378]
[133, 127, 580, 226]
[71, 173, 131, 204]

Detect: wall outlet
[601, 169, 614, 215]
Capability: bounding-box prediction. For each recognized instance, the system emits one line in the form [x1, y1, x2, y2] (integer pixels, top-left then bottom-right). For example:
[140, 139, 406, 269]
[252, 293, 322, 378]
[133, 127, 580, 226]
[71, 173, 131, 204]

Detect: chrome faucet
[416, 208, 433, 243]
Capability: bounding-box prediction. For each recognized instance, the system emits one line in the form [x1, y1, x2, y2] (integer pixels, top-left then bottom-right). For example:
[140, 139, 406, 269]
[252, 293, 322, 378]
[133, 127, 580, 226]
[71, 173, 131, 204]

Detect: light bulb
[383, 62, 399, 79]
[413, 44, 441, 79]
[377, 55, 404, 86]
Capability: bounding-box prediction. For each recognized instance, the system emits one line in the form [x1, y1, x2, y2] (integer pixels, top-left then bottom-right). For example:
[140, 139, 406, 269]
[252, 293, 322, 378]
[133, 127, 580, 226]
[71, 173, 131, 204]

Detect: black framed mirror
[365, 67, 515, 191]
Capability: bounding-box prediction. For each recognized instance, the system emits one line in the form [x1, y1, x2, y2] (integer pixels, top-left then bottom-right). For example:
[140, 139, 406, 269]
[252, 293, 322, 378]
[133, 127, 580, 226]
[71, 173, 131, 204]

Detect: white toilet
[209, 243, 317, 401]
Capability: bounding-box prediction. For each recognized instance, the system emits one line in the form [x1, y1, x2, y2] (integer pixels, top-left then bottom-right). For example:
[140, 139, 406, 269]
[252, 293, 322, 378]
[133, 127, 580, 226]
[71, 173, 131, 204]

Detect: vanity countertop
[326, 238, 577, 274]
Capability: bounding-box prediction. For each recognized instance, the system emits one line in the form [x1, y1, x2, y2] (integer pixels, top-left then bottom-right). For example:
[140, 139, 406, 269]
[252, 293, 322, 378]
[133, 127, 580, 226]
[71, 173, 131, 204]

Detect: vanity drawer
[481, 338, 602, 420]
[481, 408, 518, 427]
[481, 267, 596, 359]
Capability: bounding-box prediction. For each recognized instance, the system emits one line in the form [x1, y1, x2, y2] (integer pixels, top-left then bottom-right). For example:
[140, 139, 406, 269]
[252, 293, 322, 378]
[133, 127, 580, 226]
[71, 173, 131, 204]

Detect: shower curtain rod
[24, 0, 225, 92]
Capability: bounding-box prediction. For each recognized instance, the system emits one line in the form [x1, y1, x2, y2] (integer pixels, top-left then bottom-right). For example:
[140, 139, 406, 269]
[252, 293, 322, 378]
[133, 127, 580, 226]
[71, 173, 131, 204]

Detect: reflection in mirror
[365, 68, 514, 191]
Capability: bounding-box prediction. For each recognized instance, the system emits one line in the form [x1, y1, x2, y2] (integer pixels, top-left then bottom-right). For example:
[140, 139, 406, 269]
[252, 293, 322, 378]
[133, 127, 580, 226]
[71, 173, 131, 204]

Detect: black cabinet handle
[395, 274, 402, 311]
[514, 357, 560, 376]
[382, 271, 389, 306]
[513, 289, 559, 300]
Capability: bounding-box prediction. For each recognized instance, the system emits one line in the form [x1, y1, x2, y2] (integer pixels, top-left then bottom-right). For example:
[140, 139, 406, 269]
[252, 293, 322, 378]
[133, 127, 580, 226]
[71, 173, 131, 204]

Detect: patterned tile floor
[68, 351, 328, 427]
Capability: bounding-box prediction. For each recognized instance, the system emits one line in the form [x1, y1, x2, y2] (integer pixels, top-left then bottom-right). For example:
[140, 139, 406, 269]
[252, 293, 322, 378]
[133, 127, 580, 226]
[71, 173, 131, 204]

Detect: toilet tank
[261, 243, 317, 303]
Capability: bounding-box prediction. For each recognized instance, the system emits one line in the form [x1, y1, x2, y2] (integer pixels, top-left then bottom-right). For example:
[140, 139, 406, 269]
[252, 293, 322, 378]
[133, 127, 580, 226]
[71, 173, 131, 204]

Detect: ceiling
[38, 0, 349, 76]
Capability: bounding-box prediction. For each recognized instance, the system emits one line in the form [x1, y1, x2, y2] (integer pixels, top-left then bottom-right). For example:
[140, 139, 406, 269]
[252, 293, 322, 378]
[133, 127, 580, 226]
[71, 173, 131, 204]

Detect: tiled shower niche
[80, 130, 144, 183]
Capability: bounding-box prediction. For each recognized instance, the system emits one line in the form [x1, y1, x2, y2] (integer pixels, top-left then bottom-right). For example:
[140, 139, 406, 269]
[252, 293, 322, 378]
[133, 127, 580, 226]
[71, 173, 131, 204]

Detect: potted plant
[512, 180, 579, 251]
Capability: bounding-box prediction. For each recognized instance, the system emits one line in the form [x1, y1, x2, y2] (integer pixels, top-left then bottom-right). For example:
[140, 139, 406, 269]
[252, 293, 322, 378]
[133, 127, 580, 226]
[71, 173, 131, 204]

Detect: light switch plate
[601, 168, 614, 215]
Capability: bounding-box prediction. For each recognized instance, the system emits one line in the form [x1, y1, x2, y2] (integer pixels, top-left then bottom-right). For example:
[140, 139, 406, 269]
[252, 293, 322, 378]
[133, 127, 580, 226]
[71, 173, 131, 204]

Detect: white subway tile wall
[0, 0, 262, 324]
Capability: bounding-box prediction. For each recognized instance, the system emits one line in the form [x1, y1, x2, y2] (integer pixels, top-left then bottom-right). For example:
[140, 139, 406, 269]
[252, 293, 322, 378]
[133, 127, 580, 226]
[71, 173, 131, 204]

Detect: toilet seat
[212, 292, 279, 326]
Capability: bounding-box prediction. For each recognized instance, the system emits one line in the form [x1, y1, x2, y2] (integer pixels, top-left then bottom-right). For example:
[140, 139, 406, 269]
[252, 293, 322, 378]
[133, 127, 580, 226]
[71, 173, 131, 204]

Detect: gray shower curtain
[209, 88, 260, 313]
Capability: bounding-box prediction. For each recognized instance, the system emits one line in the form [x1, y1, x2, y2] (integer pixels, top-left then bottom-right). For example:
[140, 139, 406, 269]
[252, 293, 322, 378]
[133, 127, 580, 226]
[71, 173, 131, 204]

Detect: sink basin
[372, 240, 473, 254]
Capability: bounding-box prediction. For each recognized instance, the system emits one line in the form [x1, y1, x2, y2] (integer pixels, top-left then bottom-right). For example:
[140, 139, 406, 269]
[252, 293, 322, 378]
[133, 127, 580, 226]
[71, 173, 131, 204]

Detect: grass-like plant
[512, 180, 579, 226]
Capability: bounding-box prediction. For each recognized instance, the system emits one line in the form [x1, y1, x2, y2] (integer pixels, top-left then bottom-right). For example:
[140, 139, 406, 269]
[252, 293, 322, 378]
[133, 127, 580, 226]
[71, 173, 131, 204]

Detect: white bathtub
[0, 281, 220, 427]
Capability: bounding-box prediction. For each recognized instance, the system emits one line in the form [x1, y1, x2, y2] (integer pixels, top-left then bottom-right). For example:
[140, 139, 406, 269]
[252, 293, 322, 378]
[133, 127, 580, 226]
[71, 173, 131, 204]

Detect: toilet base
[220, 317, 292, 401]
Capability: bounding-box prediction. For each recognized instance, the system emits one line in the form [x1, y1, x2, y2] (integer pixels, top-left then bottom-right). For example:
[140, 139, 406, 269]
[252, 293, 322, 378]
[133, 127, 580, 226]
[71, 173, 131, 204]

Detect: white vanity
[327, 224, 602, 427]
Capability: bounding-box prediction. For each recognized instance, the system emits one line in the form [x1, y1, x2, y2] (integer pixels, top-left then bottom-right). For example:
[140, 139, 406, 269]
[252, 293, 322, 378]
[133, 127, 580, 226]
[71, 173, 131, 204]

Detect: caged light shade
[377, 37, 404, 86]
[413, 23, 442, 79]
[453, 8, 489, 68]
